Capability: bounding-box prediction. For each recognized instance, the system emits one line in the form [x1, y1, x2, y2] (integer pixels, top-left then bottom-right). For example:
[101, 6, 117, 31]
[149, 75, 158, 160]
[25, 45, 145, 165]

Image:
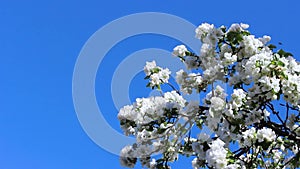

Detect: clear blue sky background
[1, 1, 300, 169]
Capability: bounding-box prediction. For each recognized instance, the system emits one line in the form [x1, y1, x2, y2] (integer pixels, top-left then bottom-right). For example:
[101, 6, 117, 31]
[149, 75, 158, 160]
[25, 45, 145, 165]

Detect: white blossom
[225, 164, 241, 169]
[227, 23, 249, 32]
[173, 45, 188, 57]
[259, 35, 271, 44]
[149, 159, 157, 169]
[143, 61, 171, 88]
[120, 145, 136, 168]
[176, 69, 203, 94]
[241, 35, 263, 57]
[192, 158, 202, 169]
[210, 97, 225, 112]
[206, 139, 228, 169]
[144, 61, 156, 76]
[231, 89, 246, 109]
[222, 52, 237, 66]
[257, 127, 276, 143]
[195, 23, 215, 40]
[241, 127, 256, 147]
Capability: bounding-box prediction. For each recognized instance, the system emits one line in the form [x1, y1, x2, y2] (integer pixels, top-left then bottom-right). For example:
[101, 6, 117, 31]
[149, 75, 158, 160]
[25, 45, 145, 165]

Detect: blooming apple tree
[117, 23, 300, 169]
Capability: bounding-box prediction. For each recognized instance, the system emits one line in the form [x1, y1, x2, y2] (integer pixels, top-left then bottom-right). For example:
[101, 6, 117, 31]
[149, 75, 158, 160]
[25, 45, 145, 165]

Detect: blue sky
[1, 1, 300, 169]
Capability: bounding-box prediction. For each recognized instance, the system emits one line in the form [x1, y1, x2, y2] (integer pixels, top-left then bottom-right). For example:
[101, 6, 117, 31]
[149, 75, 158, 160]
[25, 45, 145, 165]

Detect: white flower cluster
[118, 91, 191, 167]
[120, 145, 137, 168]
[118, 22, 300, 169]
[206, 139, 227, 169]
[222, 52, 237, 66]
[257, 127, 276, 142]
[176, 69, 203, 94]
[118, 91, 186, 126]
[231, 89, 246, 110]
[195, 23, 223, 46]
[204, 85, 226, 121]
[144, 61, 171, 88]
[227, 23, 249, 32]
[241, 35, 263, 57]
[240, 127, 276, 148]
[173, 45, 188, 57]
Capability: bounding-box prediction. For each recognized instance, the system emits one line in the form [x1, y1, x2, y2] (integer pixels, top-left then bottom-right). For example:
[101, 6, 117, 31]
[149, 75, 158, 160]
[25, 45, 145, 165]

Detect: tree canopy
[118, 23, 300, 169]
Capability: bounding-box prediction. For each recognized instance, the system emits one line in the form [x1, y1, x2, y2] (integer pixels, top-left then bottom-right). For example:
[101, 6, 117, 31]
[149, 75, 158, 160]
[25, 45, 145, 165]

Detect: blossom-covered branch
[117, 23, 300, 169]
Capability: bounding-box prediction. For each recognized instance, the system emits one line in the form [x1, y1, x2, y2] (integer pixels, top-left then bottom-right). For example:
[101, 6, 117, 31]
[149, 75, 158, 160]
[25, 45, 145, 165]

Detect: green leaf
[278, 60, 285, 66]
[277, 49, 293, 57]
[185, 51, 192, 56]
[157, 128, 166, 134]
[242, 31, 250, 36]
[261, 141, 272, 150]
[271, 60, 276, 65]
[226, 31, 245, 45]
[268, 44, 277, 50]
[151, 67, 160, 73]
[277, 49, 285, 56]
[226, 32, 236, 42]
[220, 26, 226, 33]
[196, 119, 203, 129]
[157, 85, 161, 90]
[255, 60, 261, 67]
[286, 52, 293, 56]
[235, 33, 243, 43]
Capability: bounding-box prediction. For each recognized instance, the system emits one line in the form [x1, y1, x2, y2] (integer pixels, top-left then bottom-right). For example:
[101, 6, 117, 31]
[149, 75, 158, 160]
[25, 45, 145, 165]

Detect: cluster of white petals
[118, 22, 300, 169]
[118, 91, 186, 126]
[176, 69, 203, 94]
[144, 60, 171, 88]
[206, 139, 228, 169]
[173, 45, 188, 57]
